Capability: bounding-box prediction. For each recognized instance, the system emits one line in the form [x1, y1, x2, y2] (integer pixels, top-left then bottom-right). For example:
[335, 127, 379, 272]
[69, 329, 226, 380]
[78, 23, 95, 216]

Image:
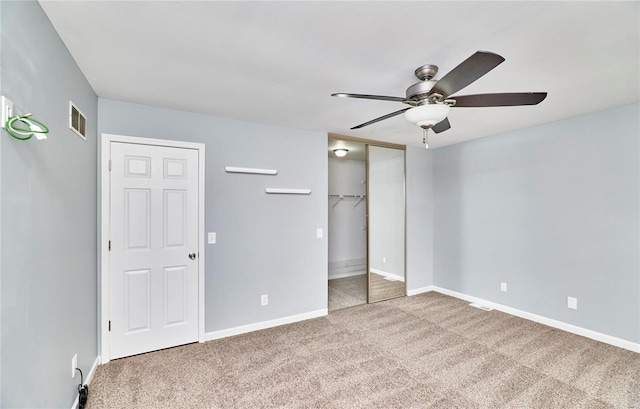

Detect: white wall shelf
[265, 188, 311, 195]
[225, 166, 277, 175]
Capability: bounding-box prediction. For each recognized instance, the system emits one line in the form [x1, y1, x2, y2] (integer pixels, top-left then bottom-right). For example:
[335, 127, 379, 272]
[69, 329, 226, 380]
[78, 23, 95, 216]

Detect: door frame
[100, 133, 206, 363]
[327, 134, 406, 306]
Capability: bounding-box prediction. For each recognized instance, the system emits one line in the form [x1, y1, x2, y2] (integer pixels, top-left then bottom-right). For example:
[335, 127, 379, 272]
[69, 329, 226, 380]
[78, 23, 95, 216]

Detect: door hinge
[108, 320, 111, 331]
[108, 159, 112, 171]
[108, 240, 111, 251]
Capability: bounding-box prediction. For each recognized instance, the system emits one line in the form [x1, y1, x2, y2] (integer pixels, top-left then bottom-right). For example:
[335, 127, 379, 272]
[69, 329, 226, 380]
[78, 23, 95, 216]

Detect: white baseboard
[328, 258, 366, 280]
[329, 270, 366, 280]
[71, 356, 101, 409]
[205, 309, 328, 342]
[370, 268, 405, 282]
[407, 285, 434, 296]
[431, 286, 640, 353]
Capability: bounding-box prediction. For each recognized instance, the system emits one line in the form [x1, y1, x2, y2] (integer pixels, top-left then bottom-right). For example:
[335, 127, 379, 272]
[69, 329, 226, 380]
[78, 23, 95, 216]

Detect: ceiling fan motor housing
[406, 79, 437, 100]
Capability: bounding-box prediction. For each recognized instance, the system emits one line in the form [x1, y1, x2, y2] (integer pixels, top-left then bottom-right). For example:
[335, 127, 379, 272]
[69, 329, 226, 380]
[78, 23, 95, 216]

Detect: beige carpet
[369, 271, 405, 302]
[87, 292, 640, 408]
[328, 274, 367, 311]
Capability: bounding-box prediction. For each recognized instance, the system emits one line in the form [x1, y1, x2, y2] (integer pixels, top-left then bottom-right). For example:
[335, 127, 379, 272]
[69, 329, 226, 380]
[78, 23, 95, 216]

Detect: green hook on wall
[5, 113, 49, 141]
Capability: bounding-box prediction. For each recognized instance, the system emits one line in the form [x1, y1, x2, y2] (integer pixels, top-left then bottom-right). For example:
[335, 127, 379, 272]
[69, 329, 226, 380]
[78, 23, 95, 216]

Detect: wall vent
[469, 302, 493, 311]
[69, 101, 87, 140]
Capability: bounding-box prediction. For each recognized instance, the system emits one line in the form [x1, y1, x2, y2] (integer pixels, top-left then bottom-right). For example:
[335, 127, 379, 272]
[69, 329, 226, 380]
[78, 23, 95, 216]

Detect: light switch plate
[72, 354, 77, 378]
[208, 232, 216, 244]
[316, 228, 323, 238]
[1, 96, 14, 129]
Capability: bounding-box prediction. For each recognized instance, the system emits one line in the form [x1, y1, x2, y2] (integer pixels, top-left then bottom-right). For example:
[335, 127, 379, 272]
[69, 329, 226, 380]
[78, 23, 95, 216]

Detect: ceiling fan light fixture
[404, 103, 450, 128]
[333, 148, 349, 157]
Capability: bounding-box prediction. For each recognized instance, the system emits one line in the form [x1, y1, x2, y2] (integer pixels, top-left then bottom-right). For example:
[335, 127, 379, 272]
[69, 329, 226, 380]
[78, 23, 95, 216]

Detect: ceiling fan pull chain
[423, 127, 429, 150]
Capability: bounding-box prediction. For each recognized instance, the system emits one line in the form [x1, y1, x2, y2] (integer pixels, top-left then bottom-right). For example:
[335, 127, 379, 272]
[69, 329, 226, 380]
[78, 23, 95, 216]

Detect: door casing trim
[100, 133, 206, 363]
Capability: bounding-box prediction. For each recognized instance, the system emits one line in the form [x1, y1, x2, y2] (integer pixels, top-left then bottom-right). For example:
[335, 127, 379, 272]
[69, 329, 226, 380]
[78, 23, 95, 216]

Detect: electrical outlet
[1, 96, 14, 129]
[382, 256, 386, 264]
[261, 294, 268, 306]
[567, 296, 578, 310]
[316, 228, 323, 238]
[500, 282, 507, 292]
[72, 354, 77, 378]
[208, 232, 216, 244]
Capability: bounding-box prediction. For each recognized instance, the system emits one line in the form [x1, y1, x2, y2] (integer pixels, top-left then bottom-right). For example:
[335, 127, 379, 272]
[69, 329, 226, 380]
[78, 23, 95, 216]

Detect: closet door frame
[365, 144, 407, 303]
[328, 134, 406, 305]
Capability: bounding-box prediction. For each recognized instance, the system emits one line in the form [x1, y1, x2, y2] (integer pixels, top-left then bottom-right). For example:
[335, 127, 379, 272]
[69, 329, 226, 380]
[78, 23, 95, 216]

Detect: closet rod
[329, 194, 366, 210]
[328, 194, 366, 198]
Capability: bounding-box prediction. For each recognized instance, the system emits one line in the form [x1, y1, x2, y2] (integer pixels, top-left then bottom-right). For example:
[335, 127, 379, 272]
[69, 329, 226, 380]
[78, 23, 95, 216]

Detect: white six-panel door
[109, 141, 199, 359]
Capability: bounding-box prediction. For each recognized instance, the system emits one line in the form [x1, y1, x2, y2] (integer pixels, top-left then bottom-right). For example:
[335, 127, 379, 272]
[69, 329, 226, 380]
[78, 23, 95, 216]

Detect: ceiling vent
[69, 101, 86, 140]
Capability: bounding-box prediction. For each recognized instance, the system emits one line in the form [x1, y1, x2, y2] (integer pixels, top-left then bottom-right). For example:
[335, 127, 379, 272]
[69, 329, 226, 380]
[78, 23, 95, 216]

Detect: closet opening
[328, 138, 367, 311]
[327, 135, 406, 312]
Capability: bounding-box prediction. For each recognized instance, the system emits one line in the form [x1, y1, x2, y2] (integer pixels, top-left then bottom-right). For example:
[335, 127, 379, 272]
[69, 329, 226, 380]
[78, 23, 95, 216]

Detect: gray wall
[0, 3, 3, 402]
[1, 1, 98, 407]
[0, 2, 3, 403]
[433, 103, 640, 343]
[98, 99, 328, 333]
[406, 146, 433, 291]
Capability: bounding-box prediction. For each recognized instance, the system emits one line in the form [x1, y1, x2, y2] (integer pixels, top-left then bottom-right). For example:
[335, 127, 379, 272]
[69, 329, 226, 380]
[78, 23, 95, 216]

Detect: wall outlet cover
[261, 294, 268, 306]
[316, 228, 323, 239]
[500, 282, 507, 292]
[568, 296, 578, 310]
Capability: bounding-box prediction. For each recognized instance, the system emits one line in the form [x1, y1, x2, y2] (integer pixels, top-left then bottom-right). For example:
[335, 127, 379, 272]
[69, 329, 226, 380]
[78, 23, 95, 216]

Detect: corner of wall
[405, 146, 434, 291]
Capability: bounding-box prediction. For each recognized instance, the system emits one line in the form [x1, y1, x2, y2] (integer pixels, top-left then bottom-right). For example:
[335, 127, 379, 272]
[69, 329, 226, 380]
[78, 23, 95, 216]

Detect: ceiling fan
[332, 51, 547, 135]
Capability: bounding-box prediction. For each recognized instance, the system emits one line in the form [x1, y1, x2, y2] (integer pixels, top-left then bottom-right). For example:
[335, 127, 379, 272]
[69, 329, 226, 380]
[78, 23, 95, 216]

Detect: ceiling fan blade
[350, 107, 411, 129]
[431, 117, 451, 133]
[451, 92, 547, 107]
[332, 93, 408, 103]
[431, 51, 505, 98]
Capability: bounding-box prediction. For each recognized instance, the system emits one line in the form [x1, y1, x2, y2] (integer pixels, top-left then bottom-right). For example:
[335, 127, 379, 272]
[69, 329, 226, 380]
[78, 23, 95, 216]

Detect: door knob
[188, 252, 197, 260]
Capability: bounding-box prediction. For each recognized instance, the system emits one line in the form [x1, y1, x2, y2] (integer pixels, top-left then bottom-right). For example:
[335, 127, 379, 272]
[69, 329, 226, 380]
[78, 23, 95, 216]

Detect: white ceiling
[40, 1, 639, 149]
